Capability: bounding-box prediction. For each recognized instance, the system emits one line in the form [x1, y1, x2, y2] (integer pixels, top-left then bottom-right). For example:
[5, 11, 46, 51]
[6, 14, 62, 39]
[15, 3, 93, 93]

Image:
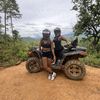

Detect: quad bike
[26, 38, 87, 80]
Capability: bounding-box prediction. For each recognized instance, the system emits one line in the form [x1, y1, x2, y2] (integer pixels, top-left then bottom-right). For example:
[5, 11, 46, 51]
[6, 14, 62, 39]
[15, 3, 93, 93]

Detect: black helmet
[54, 27, 61, 37]
[42, 29, 51, 39]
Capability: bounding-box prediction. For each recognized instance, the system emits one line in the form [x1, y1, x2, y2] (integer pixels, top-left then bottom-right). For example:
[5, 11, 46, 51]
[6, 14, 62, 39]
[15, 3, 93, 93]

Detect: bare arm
[51, 41, 56, 62]
[61, 36, 70, 44]
[39, 39, 42, 51]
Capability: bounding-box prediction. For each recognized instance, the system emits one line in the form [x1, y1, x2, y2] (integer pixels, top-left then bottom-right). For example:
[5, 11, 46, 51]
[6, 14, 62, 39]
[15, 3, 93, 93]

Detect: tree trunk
[0, 16, 2, 34]
[4, 10, 7, 35]
[92, 36, 100, 52]
[10, 13, 13, 33]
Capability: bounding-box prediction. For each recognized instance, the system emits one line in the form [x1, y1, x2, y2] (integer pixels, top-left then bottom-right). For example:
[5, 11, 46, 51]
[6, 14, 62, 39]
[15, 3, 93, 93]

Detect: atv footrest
[52, 64, 61, 69]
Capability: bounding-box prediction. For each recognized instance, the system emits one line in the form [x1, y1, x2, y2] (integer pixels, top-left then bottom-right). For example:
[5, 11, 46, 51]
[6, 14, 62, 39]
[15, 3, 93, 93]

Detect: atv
[26, 38, 87, 80]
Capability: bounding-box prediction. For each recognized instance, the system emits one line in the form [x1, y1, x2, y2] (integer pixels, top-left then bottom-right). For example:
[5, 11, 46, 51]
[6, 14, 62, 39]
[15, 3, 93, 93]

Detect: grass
[80, 51, 100, 68]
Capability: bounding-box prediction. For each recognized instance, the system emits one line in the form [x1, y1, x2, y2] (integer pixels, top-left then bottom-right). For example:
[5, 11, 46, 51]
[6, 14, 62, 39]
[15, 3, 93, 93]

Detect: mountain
[62, 32, 75, 41]
[63, 32, 74, 38]
[21, 32, 74, 42]
[21, 37, 36, 42]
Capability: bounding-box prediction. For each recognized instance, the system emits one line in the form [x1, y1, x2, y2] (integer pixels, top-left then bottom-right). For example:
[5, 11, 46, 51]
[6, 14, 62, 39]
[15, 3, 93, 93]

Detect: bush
[16, 50, 27, 61]
[79, 39, 100, 67]
[81, 53, 100, 67]
[0, 34, 27, 67]
[0, 34, 40, 67]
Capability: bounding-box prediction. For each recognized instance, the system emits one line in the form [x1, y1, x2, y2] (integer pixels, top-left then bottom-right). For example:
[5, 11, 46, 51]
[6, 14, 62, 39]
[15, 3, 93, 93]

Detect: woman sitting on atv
[39, 29, 56, 80]
[53, 27, 70, 65]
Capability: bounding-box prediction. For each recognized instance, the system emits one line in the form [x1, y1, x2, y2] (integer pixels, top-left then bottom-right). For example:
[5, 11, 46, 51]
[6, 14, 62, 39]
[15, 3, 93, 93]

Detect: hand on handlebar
[64, 43, 73, 48]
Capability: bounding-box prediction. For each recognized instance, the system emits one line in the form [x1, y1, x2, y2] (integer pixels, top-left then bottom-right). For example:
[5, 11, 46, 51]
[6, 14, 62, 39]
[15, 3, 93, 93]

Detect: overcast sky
[13, 0, 77, 37]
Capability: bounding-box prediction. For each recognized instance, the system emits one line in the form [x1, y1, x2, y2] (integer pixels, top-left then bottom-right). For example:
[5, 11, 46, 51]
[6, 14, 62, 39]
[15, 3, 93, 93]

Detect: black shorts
[42, 51, 53, 59]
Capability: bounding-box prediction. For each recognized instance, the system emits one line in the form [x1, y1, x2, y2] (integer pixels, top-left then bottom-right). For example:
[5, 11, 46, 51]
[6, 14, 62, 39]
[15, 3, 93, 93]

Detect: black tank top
[41, 39, 51, 48]
[53, 36, 63, 50]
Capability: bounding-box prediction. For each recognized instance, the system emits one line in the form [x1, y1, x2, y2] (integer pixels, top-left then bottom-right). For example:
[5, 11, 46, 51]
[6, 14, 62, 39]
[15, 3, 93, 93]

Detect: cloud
[12, 0, 77, 37]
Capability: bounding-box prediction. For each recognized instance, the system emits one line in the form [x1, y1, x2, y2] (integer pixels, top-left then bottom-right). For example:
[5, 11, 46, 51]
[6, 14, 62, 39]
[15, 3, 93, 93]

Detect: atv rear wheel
[26, 57, 41, 73]
[64, 60, 86, 80]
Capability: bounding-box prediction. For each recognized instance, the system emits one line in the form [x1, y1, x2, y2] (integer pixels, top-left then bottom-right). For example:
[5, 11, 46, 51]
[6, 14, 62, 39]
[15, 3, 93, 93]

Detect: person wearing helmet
[53, 27, 70, 65]
[39, 29, 56, 80]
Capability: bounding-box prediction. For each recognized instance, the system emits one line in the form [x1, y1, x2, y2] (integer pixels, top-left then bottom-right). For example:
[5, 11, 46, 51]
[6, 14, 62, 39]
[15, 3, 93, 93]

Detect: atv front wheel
[64, 60, 86, 80]
[26, 57, 41, 73]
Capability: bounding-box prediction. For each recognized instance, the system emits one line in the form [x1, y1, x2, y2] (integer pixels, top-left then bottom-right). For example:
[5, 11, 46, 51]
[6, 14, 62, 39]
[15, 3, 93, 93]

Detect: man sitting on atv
[53, 27, 70, 65]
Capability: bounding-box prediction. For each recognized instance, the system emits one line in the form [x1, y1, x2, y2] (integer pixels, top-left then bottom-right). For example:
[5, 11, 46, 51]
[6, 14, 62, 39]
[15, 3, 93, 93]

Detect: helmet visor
[54, 31, 60, 36]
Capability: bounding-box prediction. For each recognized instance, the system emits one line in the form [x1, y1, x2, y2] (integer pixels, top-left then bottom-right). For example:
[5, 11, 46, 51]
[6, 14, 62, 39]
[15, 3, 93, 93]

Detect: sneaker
[51, 72, 56, 80]
[48, 74, 52, 80]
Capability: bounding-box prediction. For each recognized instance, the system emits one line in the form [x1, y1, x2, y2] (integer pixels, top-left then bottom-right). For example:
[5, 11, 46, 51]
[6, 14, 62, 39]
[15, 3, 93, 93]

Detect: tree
[12, 30, 20, 41]
[0, 0, 8, 35]
[0, 0, 21, 35]
[0, 16, 2, 34]
[7, 0, 21, 33]
[12, 30, 21, 46]
[12, 30, 21, 56]
[72, 0, 100, 50]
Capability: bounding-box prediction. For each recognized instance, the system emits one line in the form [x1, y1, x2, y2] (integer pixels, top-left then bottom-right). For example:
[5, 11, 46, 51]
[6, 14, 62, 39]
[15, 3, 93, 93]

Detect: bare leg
[42, 57, 52, 73]
[47, 58, 52, 69]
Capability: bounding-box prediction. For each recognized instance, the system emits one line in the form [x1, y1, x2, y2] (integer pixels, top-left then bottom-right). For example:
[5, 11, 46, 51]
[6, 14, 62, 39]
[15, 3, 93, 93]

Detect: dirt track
[0, 62, 100, 100]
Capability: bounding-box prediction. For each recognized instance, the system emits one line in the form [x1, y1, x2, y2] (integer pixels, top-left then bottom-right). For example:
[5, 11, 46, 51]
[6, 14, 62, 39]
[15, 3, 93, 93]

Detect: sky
[13, 0, 77, 37]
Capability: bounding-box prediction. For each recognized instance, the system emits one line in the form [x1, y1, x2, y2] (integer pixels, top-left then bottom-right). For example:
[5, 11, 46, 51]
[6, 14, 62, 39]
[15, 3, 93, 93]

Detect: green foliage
[0, 33, 40, 67]
[0, 0, 21, 35]
[0, 34, 26, 67]
[0, 0, 24, 67]
[81, 53, 100, 67]
[16, 50, 27, 61]
[79, 38, 100, 67]
[72, 0, 100, 51]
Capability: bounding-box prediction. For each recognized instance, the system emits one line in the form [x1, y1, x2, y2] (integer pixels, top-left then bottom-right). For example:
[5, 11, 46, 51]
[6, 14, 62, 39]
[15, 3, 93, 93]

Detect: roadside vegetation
[72, 0, 100, 67]
[79, 38, 100, 67]
[0, 33, 99, 67]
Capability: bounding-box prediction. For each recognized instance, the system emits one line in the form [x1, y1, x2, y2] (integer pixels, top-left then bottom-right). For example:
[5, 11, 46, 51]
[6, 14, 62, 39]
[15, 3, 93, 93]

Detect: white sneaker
[51, 72, 56, 80]
[48, 74, 52, 80]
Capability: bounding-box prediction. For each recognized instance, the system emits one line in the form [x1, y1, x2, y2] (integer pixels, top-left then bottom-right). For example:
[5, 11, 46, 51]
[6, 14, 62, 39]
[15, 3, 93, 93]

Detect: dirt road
[0, 62, 100, 100]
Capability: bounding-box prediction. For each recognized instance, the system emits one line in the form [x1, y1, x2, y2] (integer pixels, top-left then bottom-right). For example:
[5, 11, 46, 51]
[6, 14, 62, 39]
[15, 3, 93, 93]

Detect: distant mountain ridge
[22, 37, 37, 41]
[22, 32, 74, 42]
[63, 32, 74, 38]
